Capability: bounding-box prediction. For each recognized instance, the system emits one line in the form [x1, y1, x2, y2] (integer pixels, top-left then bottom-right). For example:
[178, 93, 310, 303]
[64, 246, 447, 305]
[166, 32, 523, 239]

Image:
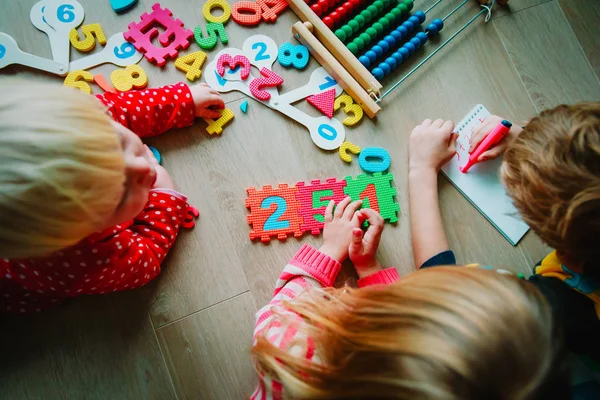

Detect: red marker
[460, 120, 512, 173]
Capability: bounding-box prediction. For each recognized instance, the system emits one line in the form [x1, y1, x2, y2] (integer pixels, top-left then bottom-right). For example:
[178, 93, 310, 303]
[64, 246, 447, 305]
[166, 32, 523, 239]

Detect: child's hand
[189, 83, 225, 119]
[349, 209, 384, 279]
[319, 197, 363, 263]
[146, 146, 175, 189]
[469, 115, 523, 162]
[409, 119, 457, 172]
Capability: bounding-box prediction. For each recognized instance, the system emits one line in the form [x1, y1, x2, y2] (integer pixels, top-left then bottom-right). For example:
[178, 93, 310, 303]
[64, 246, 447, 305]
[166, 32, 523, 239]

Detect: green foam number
[344, 172, 399, 223]
[312, 189, 334, 223]
[194, 22, 228, 50]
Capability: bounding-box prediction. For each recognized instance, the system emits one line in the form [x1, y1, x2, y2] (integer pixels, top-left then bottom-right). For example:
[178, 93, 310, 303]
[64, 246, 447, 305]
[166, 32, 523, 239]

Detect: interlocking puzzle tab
[245, 172, 399, 242]
[123, 3, 193, 67]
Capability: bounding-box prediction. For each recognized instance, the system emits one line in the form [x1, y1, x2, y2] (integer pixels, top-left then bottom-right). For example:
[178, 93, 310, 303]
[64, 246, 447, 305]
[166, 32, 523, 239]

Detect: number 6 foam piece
[41, 0, 85, 67]
[69, 32, 143, 71]
[0, 32, 67, 75]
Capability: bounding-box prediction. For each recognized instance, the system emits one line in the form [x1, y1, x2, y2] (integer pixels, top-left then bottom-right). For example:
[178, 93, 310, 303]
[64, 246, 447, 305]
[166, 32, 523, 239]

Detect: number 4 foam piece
[111, 0, 138, 13]
[246, 184, 303, 242]
[344, 172, 399, 223]
[123, 3, 193, 67]
[296, 178, 348, 234]
[306, 88, 336, 118]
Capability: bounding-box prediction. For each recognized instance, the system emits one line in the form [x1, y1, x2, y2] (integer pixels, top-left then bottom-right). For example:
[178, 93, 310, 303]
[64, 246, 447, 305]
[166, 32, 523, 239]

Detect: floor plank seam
[154, 290, 251, 331]
[149, 314, 181, 400]
[492, 0, 553, 21]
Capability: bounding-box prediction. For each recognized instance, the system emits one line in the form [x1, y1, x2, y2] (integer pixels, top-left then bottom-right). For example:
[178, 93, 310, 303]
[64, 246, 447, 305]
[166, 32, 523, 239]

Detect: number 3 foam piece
[110, 0, 138, 13]
[246, 184, 303, 242]
[306, 88, 336, 118]
[217, 54, 250, 80]
[358, 147, 391, 173]
[69, 32, 143, 71]
[296, 178, 348, 234]
[123, 3, 193, 67]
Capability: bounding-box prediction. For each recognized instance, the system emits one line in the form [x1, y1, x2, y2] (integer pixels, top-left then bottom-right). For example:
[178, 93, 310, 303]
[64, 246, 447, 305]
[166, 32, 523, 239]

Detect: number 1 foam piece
[245, 172, 399, 242]
[123, 3, 193, 66]
[202, 108, 235, 135]
[306, 88, 336, 118]
[110, 0, 138, 13]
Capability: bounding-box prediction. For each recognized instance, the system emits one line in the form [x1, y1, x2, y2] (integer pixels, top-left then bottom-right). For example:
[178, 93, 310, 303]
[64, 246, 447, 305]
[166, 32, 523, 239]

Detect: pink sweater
[251, 244, 400, 400]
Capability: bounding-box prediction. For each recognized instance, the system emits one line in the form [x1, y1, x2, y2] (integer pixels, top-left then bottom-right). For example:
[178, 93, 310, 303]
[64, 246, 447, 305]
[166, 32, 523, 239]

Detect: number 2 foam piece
[245, 184, 303, 242]
[296, 178, 347, 234]
[110, 0, 138, 13]
[123, 3, 193, 67]
[306, 88, 336, 118]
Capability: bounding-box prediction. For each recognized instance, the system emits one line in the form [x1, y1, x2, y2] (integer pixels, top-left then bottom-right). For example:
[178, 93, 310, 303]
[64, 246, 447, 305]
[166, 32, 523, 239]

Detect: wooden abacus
[287, 0, 498, 118]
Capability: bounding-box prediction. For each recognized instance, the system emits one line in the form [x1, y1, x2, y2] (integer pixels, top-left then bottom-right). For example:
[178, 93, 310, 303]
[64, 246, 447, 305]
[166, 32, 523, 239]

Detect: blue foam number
[318, 76, 337, 90]
[214, 70, 227, 86]
[57, 4, 75, 23]
[114, 42, 136, 59]
[318, 124, 337, 140]
[358, 147, 391, 173]
[42, 6, 48, 23]
[252, 42, 269, 61]
[262, 196, 290, 230]
[228, 65, 240, 74]
[0, 44, 5, 60]
[277, 42, 309, 69]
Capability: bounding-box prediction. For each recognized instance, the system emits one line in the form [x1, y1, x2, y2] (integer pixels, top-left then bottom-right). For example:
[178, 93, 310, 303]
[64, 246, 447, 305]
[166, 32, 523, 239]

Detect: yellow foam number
[63, 70, 94, 94]
[174, 51, 207, 82]
[203, 0, 231, 24]
[110, 65, 148, 92]
[334, 93, 364, 127]
[339, 141, 361, 163]
[69, 23, 107, 53]
[203, 109, 234, 135]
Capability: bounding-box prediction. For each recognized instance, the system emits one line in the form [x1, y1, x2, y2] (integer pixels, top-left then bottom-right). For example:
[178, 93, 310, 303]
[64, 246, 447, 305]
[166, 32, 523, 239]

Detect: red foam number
[257, 0, 288, 22]
[216, 54, 251, 80]
[232, 1, 262, 26]
[249, 67, 283, 100]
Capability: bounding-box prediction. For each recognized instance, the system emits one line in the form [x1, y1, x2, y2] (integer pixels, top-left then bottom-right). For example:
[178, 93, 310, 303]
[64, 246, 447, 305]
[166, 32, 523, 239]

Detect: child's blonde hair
[0, 79, 126, 259]
[502, 102, 600, 272]
[253, 267, 569, 399]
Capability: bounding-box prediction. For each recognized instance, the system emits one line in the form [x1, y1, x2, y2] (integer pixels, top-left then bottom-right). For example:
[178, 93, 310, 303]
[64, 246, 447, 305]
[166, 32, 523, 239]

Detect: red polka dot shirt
[0, 83, 197, 313]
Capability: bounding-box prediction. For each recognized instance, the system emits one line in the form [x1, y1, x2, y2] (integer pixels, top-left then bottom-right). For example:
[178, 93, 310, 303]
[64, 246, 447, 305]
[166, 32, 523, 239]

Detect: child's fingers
[448, 133, 459, 151]
[342, 200, 362, 220]
[441, 120, 455, 135]
[349, 228, 364, 254]
[360, 209, 384, 246]
[470, 121, 493, 152]
[204, 110, 222, 119]
[432, 119, 444, 128]
[421, 118, 432, 127]
[478, 143, 506, 162]
[206, 95, 225, 109]
[334, 197, 351, 219]
[324, 200, 334, 223]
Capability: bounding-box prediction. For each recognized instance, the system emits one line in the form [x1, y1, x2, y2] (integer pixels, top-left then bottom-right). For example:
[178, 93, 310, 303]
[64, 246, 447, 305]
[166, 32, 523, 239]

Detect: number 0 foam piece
[110, 0, 138, 13]
[344, 173, 399, 223]
[339, 141, 361, 163]
[245, 184, 303, 242]
[123, 3, 193, 66]
[296, 178, 348, 234]
[358, 147, 391, 173]
[306, 89, 336, 118]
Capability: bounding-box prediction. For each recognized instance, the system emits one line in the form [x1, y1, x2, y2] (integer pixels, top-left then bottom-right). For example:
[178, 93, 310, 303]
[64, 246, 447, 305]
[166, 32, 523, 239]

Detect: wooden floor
[0, 0, 598, 398]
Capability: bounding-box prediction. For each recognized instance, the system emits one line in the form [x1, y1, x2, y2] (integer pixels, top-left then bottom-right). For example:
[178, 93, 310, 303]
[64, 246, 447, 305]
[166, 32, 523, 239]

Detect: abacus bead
[385, 56, 397, 70]
[385, 12, 395, 21]
[365, 50, 377, 62]
[433, 18, 444, 30]
[350, 0, 361, 8]
[380, 16, 391, 30]
[348, 19, 359, 32]
[336, 6, 346, 19]
[408, 16, 420, 25]
[347, 42, 359, 54]
[410, 37, 421, 49]
[378, 40, 389, 52]
[318, 0, 329, 13]
[342, 24, 353, 37]
[392, 51, 403, 63]
[335, 29, 346, 42]
[355, 14, 366, 28]
[311, 4, 322, 16]
[323, 16, 334, 30]
[372, 45, 383, 57]
[361, 10, 372, 22]
[399, 46, 409, 59]
[332, 11, 342, 25]
[414, 10, 426, 23]
[381, 0, 391, 7]
[398, 3, 408, 15]
[353, 37, 365, 50]
[327, 0, 336, 7]
[367, 5, 378, 15]
[359, 32, 371, 45]
[416, 32, 428, 45]
[425, 23, 438, 35]
[397, 25, 408, 38]
[404, 41, 416, 54]
[391, 7, 402, 19]
[379, 62, 391, 76]
[403, 20, 414, 31]
[372, 67, 384, 81]
[403, 0, 414, 11]
[373, 0, 384, 11]
[372, 22, 384, 35]
[366, 27, 377, 37]
[384, 35, 396, 47]
[391, 30, 402, 41]
[359, 55, 371, 68]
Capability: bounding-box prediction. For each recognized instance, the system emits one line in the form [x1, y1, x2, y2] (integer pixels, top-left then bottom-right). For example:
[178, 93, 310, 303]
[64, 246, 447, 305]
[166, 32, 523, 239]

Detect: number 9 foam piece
[245, 184, 303, 242]
[339, 141, 361, 163]
[358, 147, 391, 173]
[277, 42, 309, 69]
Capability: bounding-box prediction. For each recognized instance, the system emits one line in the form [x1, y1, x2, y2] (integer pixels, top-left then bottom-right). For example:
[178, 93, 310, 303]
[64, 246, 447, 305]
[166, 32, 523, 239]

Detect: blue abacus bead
[359, 55, 371, 68]
[372, 45, 384, 57]
[372, 67, 384, 80]
[391, 30, 402, 41]
[365, 50, 377, 62]
[385, 56, 397, 70]
[425, 23, 438, 36]
[404, 41, 416, 55]
[396, 25, 408, 38]
[410, 37, 421, 49]
[391, 51, 403, 63]
[403, 20, 415, 32]
[384, 35, 396, 47]
[408, 16, 420, 26]
[416, 31, 428, 45]
[399, 46, 409, 59]
[378, 40, 389, 53]
[379, 62, 391, 76]
[414, 10, 426, 23]
[433, 18, 444, 30]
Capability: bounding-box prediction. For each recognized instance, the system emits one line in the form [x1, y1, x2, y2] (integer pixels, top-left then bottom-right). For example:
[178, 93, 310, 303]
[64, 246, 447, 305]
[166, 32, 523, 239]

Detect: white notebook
[441, 105, 530, 245]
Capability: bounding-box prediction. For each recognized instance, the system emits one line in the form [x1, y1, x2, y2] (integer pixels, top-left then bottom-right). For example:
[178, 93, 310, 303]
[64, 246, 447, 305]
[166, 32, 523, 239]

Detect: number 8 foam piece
[245, 172, 399, 242]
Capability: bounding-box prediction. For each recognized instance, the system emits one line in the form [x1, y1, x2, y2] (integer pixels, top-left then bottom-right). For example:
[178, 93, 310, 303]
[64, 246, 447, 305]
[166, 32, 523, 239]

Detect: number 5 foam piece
[296, 178, 348, 234]
[344, 172, 399, 223]
[245, 184, 303, 242]
[111, 0, 138, 13]
[306, 88, 336, 118]
[123, 3, 193, 66]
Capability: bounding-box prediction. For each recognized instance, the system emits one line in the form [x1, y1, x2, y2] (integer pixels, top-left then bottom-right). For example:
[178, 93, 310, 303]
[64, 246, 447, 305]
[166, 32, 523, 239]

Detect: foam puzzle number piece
[64, 70, 94, 94]
[231, 1, 262, 26]
[257, 0, 288, 22]
[203, 108, 235, 135]
[182, 205, 200, 229]
[123, 3, 193, 67]
[203, 0, 231, 24]
[358, 147, 391, 173]
[296, 178, 348, 234]
[175, 51, 207, 81]
[194, 22, 228, 50]
[306, 89, 336, 118]
[110, 64, 148, 92]
[344, 173, 399, 223]
[249, 67, 283, 100]
[277, 42, 309, 69]
[69, 23, 107, 52]
[217, 54, 250, 80]
[339, 141, 361, 163]
[334, 93, 364, 126]
[246, 184, 303, 242]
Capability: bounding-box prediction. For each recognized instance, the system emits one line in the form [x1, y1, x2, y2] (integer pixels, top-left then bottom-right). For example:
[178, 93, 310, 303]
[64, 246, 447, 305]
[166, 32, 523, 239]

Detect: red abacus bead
[327, 0, 337, 7]
[330, 10, 341, 24]
[311, 3, 322, 15]
[323, 15, 334, 29]
[318, 0, 329, 12]
[342, 1, 353, 13]
[336, 6, 346, 19]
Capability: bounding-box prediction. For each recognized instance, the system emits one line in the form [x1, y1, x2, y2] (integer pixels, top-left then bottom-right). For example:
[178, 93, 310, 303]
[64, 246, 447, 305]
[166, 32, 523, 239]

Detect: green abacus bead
[342, 25, 354, 38]
[385, 12, 396, 22]
[366, 27, 378, 37]
[403, 0, 413, 11]
[391, 7, 402, 19]
[355, 14, 366, 28]
[348, 19, 359, 32]
[373, 0, 384, 11]
[354, 36, 365, 50]
[367, 5, 378, 15]
[372, 22, 384, 35]
[335, 29, 347, 42]
[359, 32, 371, 47]
[361, 9, 372, 22]
[379, 16, 391, 30]
[347, 42, 359, 54]
[398, 3, 408, 15]
[381, 0, 391, 7]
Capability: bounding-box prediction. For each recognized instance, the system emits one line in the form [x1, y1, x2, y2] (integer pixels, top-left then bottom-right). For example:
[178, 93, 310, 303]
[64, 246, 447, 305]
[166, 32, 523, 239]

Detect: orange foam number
[64, 70, 94, 94]
[69, 23, 107, 52]
[203, 109, 235, 135]
[257, 0, 288, 22]
[93, 74, 117, 93]
[175, 51, 207, 82]
[231, 1, 262, 26]
[110, 64, 148, 92]
[249, 67, 283, 100]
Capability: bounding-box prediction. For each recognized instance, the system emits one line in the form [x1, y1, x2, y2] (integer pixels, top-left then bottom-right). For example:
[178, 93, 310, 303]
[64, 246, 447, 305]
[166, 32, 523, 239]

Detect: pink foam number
[249, 67, 284, 100]
[216, 53, 251, 80]
[123, 3, 194, 67]
[306, 89, 336, 118]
